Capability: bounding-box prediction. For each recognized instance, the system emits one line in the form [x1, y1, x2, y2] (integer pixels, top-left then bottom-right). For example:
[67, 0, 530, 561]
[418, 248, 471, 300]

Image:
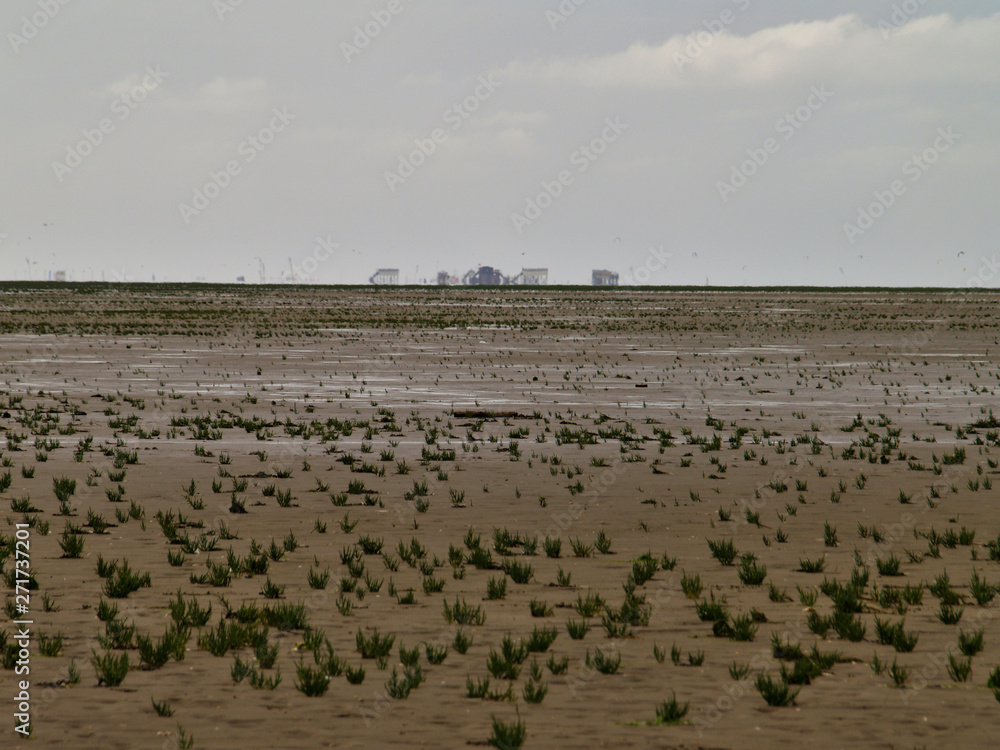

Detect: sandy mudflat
[1, 285, 999, 749]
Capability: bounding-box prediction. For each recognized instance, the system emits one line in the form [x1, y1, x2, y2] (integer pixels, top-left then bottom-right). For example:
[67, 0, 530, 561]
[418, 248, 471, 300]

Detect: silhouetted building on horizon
[369, 268, 399, 285]
[592, 269, 618, 287]
[464, 266, 507, 285]
[513, 268, 548, 285]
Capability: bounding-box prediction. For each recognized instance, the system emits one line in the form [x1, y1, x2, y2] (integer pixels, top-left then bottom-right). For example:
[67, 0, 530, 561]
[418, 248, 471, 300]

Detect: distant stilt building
[592, 269, 619, 287]
[463, 266, 507, 286]
[512, 268, 548, 285]
[369, 268, 400, 285]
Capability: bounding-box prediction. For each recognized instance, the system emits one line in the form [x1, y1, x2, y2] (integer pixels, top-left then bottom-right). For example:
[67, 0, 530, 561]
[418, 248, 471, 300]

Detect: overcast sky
[1, 1, 997, 286]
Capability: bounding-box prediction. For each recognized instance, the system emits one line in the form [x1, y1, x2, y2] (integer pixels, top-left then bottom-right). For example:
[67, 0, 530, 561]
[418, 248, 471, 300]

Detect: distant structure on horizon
[369, 268, 399, 285]
[462, 266, 507, 286]
[511, 268, 548, 285]
[436, 266, 549, 286]
[592, 269, 619, 287]
[374, 266, 550, 286]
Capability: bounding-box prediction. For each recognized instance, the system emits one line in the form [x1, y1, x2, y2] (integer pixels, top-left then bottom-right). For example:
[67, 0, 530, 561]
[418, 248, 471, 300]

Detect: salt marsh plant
[58, 525, 85, 558]
[588, 647, 621, 675]
[799, 556, 826, 573]
[707, 538, 739, 566]
[529, 599, 552, 618]
[570, 537, 593, 558]
[824, 522, 838, 547]
[152, 697, 174, 717]
[829, 609, 866, 641]
[453, 629, 473, 655]
[255, 641, 278, 669]
[680, 571, 703, 599]
[307, 567, 330, 590]
[37, 632, 63, 657]
[358, 535, 383, 555]
[425, 643, 448, 665]
[137, 625, 189, 669]
[356, 628, 395, 659]
[488, 714, 526, 750]
[543, 536, 561, 558]
[938, 603, 964, 625]
[947, 654, 972, 682]
[197, 619, 268, 657]
[771, 634, 804, 661]
[231, 654, 254, 683]
[486, 576, 507, 600]
[654, 693, 689, 725]
[874, 618, 918, 652]
[718, 613, 759, 642]
[502, 560, 534, 584]
[695, 595, 728, 623]
[876, 553, 903, 576]
[958, 628, 984, 657]
[399, 642, 420, 668]
[52, 476, 76, 503]
[467, 675, 491, 699]
[522, 679, 547, 704]
[102, 560, 151, 599]
[969, 570, 997, 605]
[737, 553, 767, 586]
[630, 554, 658, 586]
[543, 654, 568, 676]
[594, 530, 613, 554]
[92, 650, 129, 687]
[295, 660, 331, 697]
[574, 592, 605, 618]
[988, 666, 1000, 690]
[525, 626, 558, 653]
[566, 617, 590, 640]
[769, 584, 791, 602]
[755, 673, 799, 706]
[97, 598, 119, 622]
[444, 598, 486, 626]
[10, 495, 39, 513]
[260, 577, 284, 599]
[98, 618, 135, 650]
[653, 644, 666, 664]
[728, 662, 753, 683]
[487, 636, 528, 681]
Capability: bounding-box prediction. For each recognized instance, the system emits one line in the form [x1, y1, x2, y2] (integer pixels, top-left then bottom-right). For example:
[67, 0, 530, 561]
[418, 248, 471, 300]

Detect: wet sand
[1, 285, 998, 749]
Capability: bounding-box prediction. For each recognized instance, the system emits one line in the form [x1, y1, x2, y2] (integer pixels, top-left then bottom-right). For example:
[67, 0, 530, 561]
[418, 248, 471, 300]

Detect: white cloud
[160, 76, 270, 113]
[498, 13, 1000, 91]
[477, 111, 550, 129]
[398, 71, 445, 88]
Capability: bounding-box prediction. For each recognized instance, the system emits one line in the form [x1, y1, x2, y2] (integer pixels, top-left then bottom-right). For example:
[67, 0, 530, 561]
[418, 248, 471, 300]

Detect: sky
[1, 0, 997, 286]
